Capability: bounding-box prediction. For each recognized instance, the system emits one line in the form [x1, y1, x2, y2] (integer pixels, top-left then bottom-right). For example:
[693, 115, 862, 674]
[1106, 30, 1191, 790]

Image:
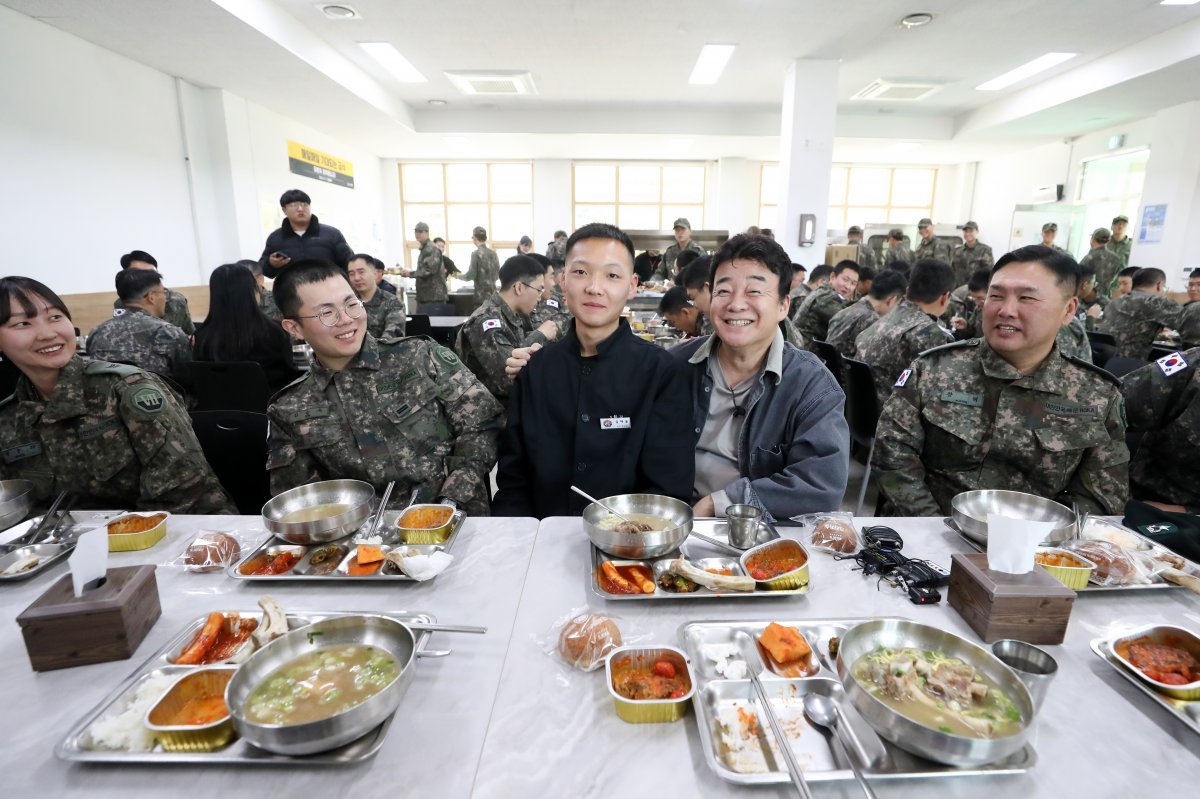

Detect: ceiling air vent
[851, 79, 940, 102]
[444, 70, 538, 96]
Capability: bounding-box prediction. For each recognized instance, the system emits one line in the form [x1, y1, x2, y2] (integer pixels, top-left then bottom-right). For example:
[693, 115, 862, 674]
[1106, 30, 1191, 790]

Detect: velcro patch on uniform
[1044, 400, 1099, 417]
[1, 441, 43, 464]
[546, 299, 559, 308]
[112, 308, 126, 317]
[76, 417, 122, 441]
[894, 369, 913, 388]
[435, 346, 461, 367]
[1156, 351, 1188, 377]
[938, 390, 983, 407]
[1139, 523, 1178, 536]
[482, 318, 502, 331]
[128, 386, 166, 415]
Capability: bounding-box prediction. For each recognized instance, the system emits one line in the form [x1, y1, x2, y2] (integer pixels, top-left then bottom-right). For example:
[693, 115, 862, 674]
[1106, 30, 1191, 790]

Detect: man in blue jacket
[259, 189, 355, 277]
[671, 234, 849, 522]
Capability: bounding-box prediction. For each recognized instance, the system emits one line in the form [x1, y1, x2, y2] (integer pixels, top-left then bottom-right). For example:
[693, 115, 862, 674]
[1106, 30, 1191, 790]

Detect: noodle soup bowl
[836, 619, 1036, 767]
[582, 494, 693, 559]
[262, 479, 374, 545]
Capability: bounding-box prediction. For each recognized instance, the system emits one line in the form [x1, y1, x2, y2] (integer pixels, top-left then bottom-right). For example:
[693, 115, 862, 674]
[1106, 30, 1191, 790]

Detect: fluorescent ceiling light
[358, 42, 426, 83]
[689, 44, 736, 85]
[976, 52, 1076, 91]
[1161, 1, 1200, 5]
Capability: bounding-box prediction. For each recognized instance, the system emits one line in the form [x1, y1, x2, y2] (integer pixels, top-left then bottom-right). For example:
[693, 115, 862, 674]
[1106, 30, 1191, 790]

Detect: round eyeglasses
[296, 299, 365, 327]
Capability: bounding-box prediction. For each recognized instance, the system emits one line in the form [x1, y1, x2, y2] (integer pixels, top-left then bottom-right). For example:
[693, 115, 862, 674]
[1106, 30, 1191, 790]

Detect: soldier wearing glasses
[266, 260, 504, 515]
[259, 189, 355, 278]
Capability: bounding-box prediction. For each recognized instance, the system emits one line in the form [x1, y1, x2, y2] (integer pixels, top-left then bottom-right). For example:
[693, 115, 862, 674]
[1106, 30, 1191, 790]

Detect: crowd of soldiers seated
[1, 189, 1197, 525]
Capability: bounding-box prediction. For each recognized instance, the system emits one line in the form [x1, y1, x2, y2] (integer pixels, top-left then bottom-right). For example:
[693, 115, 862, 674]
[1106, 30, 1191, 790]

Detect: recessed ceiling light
[688, 44, 736, 85]
[427, 99, 447, 106]
[976, 52, 1077, 91]
[358, 42, 427, 83]
[320, 4, 359, 19]
[900, 13, 934, 28]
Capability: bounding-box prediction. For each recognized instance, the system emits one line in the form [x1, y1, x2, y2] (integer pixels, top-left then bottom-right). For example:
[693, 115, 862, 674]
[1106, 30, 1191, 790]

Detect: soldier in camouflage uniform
[545, 230, 568, 262]
[949, 221, 994, 288]
[1039, 222, 1067, 254]
[1075, 263, 1108, 331]
[529, 261, 571, 341]
[462, 226, 500, 304]
[1123, 347, 1200, 511]
[791, 261, 858, 342]
[259, 287, 282, 322]
[654, 218, 706, 282]
[1107, 214, 1132, 267]
[847, 226, 877, 273]
[404, 222, 448, 307]
[1056, 316, 1092, 363]
[1181, 269, 1200, 349]
[456, 256, 559, 398]
[269, 261, 503, 515]
[948, 268, 993, 340]
[1079, 227, 1123, 298]
[872, 247, 1129, 517]
[1101, 267, 1184, 358]
[883, 229, 915, 269]
[89, 269, 191, 386]
[348, 255, 406, 341]
[914, 218, 953, 263]
[0, 277, 233, 514]
[826, 269, 907, 358]
[116, 250, 195, 335]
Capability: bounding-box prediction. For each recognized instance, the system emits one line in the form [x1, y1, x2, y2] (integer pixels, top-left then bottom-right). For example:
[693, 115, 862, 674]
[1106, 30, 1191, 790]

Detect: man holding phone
[259, 189, 355, 278]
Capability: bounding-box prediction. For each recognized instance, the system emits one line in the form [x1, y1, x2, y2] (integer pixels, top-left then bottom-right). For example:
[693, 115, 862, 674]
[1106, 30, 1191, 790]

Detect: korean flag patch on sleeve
[1156, 351, 1188, 377]
[482, 318, 502, 332]
[894, 368, 913, 388]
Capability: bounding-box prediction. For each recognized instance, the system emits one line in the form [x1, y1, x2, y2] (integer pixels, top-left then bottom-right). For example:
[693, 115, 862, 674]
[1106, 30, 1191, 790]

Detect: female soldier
[0, 277, 234, 513]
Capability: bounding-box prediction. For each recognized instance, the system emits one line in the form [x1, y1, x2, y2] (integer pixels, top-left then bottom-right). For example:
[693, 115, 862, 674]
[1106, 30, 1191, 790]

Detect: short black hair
[433, 237, 446, 245]
[793, 263, 807, 276]
[554, 230, 567, 239]
[528, 252, 551, 268]
[681, 257, 712, 291]
[1118, 266, 1141, 280]
[499, 255, 546, 291]
[1190, 268, 1200, 279]
[888, 228, 905, 241]
[237, 258, 264, 277]
[115, 267, 163, 303]
[658, 286, 693, 315]
[993, 245, 1080, 295]
[120, 250, 157, 270]
[885, 261, 911, 278]
[676, 249, 702, 272]
[868, 269, 907, 300]
[1132, 267, 1167, 289]
[808, 264, 834, 284]
[709, 233, 793, 296]
[856, 265, 876, 282]
[273, 259, 345, 319]
[967, 267, 992, 293]
[907, 259, 955, 304]
[1076, 261, 1096, 281]
[564, 223, 635, 267]
[0, 276, 72, 326]
[279, 189, 311, 207]
[832, 260, 860, 277]
[373, 258, 386, 272]
[348, 253, 375, 268]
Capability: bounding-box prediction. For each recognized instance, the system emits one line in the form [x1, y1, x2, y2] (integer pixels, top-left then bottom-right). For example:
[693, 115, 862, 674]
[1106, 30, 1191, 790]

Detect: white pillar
[1130, 101, 1200, 289]
[714, 157, 755, 235]
[776, 60, 839, 262]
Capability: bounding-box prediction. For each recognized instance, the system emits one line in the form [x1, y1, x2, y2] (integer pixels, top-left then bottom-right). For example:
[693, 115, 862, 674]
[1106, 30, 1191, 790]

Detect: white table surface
[428, 316, 469, 327]
[0, 514, 538, 799]
[472, 517, 1200, 798]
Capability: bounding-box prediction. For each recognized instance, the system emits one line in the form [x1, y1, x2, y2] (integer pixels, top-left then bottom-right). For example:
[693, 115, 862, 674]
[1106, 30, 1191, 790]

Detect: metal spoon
[736, 633, 814, 799]
[364, 481, 395, 541]
[570, 485, 634, 524]
[688, 530, 745, 556]
[803, 693, 878, 799]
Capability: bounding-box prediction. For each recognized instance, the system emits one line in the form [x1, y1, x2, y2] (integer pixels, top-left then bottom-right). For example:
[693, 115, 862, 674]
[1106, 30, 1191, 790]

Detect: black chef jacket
[492, 318, 696, 518]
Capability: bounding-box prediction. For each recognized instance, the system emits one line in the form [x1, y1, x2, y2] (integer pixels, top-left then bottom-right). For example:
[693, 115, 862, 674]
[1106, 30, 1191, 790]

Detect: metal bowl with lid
[951, 489, 1075, 547]
[582, 494, 693, 559]
[837, 619, 1036, 767]
[262, 480, 374, 545]
[0, 479, 35, 532]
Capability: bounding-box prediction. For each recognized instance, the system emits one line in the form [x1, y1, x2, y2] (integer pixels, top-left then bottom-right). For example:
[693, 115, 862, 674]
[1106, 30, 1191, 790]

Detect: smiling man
[872, 245, 1130, 517]
[265, 260, 504, 515]
[492, 223, 695, 518]
[347, 253, 406, 340]
[791, 260, 858, 344]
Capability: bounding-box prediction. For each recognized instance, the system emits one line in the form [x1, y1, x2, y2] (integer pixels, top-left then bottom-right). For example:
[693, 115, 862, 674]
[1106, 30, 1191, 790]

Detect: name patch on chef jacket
[482, 318, 502, 331]
[600, 416, 631, 430]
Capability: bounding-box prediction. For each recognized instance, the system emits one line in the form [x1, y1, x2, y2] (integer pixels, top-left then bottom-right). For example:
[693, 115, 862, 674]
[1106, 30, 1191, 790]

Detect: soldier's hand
[268, 252, 291, 268]
[951, 316, 967, 332]
[536, 320, 559, 341]
[1085, 304, 1103, 318]
[505, 343, 540, 379]
[693, 495, 716, 517]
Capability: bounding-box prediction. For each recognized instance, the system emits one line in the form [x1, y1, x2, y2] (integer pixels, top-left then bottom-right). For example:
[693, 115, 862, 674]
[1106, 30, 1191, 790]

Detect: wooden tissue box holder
[947, 553, 1075, 644]
[16, 564, 161, 672]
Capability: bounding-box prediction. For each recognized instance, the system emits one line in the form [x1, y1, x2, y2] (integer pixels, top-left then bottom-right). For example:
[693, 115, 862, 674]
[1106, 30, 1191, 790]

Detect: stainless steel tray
[679, 617, 1035, 784]
[1089, 636, 1200, 736]
[590, 519, 809, 600]
[943, 518, 1181, 592]
[0, 510, 127, 584]
[227, 508, 465, 582]
[57, 609, 436, 764]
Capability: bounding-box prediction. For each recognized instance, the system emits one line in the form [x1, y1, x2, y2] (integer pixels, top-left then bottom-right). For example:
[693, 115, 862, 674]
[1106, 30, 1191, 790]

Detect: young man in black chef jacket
[492, 223, 696, 518]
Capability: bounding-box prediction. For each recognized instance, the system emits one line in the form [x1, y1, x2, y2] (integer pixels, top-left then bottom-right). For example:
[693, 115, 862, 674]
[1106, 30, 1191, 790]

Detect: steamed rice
[85, 672, 175, 751]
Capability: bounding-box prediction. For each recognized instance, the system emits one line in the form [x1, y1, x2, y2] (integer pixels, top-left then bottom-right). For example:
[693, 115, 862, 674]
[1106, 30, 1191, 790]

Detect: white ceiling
[7, 0, 1200, 162]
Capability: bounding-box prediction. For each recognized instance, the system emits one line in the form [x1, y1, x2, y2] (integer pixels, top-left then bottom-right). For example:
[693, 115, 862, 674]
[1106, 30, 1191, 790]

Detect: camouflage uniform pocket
[1032, 423, 1111, 455]
[922, 405, 985, 471]
[294, 421, 344, 451]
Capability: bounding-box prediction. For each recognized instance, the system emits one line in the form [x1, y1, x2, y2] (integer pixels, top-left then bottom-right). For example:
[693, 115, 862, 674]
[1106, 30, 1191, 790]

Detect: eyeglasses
[521, 282, 546, 293]
[284, 202, 311, 210]
[295, 299, 365, 327]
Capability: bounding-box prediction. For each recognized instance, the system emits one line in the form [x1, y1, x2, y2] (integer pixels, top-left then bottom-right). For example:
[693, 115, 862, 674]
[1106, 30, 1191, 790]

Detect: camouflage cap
[1093, 227, 1112, 243]
[1042, 222, 1058, 233]
[917, 218, 933, 228]
[672, 217, 691, 230]
[1112, 214, 1129, 225]
[962, 220, 978, 230]
[472, 226, 487, 239]
[847, 225, 863, 235]
[414, 221, 430, 233]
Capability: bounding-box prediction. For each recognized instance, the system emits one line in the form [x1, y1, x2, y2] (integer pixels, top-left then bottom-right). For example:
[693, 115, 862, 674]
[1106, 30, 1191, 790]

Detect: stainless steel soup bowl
[837, 619, 1036, 767]
[951, 489, 1075, 547]
[261, 479, 374, 545]
[0, 479, 35, 532]
[582, 494, 693, 559]
[226, 614, 420, 755]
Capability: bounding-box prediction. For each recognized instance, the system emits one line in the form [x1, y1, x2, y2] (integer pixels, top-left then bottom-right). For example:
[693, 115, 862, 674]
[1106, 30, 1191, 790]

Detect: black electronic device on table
[844, 524, 948, 604]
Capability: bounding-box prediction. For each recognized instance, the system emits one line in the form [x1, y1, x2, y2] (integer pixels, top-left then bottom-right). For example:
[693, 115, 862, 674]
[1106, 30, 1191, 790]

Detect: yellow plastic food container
[1109, 624, 1200, 701]
[144, 667, 236, 752]
[395, 504, 456, 545]
[107, 512, 169, 552]
[606, 646, 695, 723]
[1034, 547, 1095, 590]
[740, 538, 810, 592]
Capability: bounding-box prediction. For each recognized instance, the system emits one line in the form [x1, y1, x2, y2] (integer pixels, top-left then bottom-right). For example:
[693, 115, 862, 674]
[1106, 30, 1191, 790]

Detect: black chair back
[189, 410, 270, 515]
[843, 358, 882, 448]
[407, 314, 433, 337]
[417, 302, 456, 316]
[1103, 356, 1149, 379]
[188, 361, 272, 413]
[809, 339, 846, 387]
